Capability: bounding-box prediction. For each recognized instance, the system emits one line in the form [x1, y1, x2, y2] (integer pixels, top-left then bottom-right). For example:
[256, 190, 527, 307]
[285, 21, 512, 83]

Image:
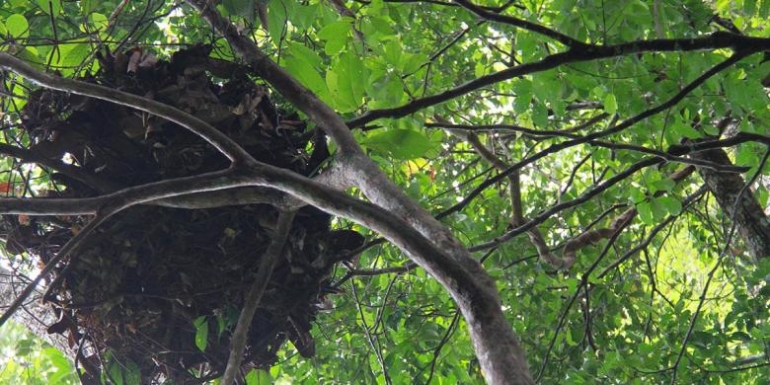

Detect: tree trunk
[691, 148, 770, 259]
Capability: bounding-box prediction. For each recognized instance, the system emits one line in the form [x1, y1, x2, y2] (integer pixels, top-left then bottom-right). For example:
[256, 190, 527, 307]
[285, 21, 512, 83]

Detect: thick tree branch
[692, 145, 770, 259]
[188, 1, 535, 383]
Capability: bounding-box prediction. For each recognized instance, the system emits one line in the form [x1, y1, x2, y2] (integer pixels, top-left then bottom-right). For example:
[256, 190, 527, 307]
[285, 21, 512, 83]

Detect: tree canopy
[0, 0, 769, 384]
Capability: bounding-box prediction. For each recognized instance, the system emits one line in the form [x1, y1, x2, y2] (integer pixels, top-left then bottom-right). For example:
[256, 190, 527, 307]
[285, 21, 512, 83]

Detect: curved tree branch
[0, 53, 255, 166]
[187, 1, 535, 382]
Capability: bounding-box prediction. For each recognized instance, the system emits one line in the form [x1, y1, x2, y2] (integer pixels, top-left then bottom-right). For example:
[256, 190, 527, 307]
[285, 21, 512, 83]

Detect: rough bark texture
[692, 148, 770, 259]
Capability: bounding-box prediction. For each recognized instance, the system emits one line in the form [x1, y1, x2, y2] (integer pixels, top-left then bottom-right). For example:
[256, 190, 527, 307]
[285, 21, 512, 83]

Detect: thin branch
[348, 32, 764, 128]
[221, 210, 296, 385]
[453, 0, 585, 47]
[0, 168, 244, 215]
[589, 140, 749, 173]
[535, 225, 626, 381]
[667, 131, 770, 154]
[424, 309, 461, 384]
[440, 52, 749, 219]
[351, 282, 393, 384]
[597, 186, 708, 278]
[670, 147, 770, 383]
[426, 122, 581, 139]
[460, 127, 563, 268]
[469, 157, 662, 251]
[0, 142, 119, 193]
[0, 214, 107, 327]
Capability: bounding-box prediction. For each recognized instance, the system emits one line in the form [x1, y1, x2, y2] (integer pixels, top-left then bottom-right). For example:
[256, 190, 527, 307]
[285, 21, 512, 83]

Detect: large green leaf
[362, 128, 437, 160]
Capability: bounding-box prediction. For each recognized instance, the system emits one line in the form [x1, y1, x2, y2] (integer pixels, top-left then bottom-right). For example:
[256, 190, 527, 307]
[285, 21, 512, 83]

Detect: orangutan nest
[7, 44, 363, 383]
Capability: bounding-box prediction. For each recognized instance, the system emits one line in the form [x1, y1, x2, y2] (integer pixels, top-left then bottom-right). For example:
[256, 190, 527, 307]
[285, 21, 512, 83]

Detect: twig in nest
[220, 209, 297, 384]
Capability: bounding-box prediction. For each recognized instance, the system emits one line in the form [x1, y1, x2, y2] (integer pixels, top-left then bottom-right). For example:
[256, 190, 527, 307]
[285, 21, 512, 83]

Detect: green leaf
[326, 51, 366, 112]
[604, 93, 618, 114]
[702, 124, 720, 136]
[650, 178, 675, 193]
[6, 14, 28, 38]
[286, 42, 323, 68]
[88, 12, 108, 31]
[223, 0, 256, 23]
[36, 0, 61, 15]
[670, 119, 702, 139]
[650, 197, 667, 220]
[382, 40, 402, 69]
[362, 128, 436, 160]
[245, 368, 273, 385]
[657, 196, 682, 215]
[285, 44, 329, 99]
[317, 19, 351, 56]
[104, 355, 139, 385]
[49, 41, 90, 73]
[267, 0, 288, 44]
[629, 186, 647, 204]
[532, 101, 548, 128]
[193, 316, 209, 352]
[637, 201, 653, 224]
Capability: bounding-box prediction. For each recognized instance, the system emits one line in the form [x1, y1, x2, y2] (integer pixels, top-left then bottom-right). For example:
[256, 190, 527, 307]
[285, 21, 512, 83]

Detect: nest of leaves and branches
[4, 44, 363, 382]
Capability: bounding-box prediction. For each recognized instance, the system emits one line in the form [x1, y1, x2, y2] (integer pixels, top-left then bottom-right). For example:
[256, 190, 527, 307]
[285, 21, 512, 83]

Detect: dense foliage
[0, 0, 769, 384]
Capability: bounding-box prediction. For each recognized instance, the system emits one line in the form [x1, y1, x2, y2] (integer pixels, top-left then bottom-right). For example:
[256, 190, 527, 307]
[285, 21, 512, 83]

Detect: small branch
[351, 282, 392, 384]
[424, 310, 461, 384]
[332, 262, 416, 288]
[590, 140, 749, 173]
[469, 157, 662, 252]
[440, 52, 748, 219]
[348, 33, 763, 128]
[535, 225, 625, 381]
[0, 214, 107, 327]
[0, 143, 120, 193]
[667, 131, 770, 154]
[0, 168, 244, 215]
[461, 126, 565, 268]
[597, 186, 707, 278]
[426, 122, 581, 139]
[453, 0, 586, 47]
[221, 210, 296, 385]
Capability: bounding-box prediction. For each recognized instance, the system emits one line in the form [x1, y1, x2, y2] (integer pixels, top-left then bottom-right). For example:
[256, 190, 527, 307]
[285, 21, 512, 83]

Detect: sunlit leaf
[6, 14, 28, 38]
